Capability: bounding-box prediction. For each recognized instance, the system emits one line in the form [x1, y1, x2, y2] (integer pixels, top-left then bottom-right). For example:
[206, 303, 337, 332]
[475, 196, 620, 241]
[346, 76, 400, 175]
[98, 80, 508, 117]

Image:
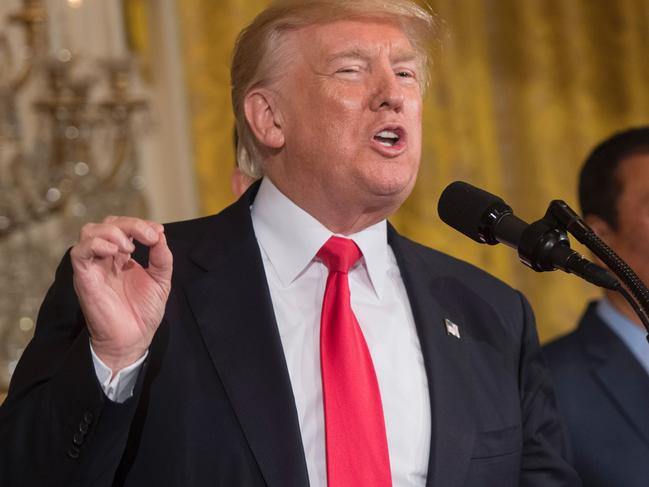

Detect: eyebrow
[326, 48, 372, 64]
[325, 48, 419, 65]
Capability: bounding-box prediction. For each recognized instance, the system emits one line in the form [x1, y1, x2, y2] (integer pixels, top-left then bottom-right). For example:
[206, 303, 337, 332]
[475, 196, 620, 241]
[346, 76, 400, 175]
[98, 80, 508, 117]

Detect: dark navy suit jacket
[0, 183, 579, 486]
[544, 302, 649, 487]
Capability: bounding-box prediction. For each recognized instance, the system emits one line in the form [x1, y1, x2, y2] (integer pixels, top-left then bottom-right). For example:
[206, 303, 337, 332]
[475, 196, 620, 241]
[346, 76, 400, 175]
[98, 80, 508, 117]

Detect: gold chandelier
[0, 0, 149, 391]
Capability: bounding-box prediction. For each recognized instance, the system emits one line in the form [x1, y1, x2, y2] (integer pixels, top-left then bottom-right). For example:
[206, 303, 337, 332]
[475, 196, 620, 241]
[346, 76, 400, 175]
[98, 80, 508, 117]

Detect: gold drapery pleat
[175, 0, 270, 212]
[172, 0, 649, 341]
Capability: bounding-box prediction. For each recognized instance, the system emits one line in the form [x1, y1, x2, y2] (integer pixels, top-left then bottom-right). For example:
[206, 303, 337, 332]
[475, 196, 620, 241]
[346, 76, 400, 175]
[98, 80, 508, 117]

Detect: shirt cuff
[90, 343, 148, 403]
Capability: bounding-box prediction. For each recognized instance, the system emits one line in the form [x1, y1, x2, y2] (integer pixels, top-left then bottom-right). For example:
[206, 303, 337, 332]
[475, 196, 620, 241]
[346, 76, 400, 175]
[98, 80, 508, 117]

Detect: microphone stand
[535, 200, 649, 339]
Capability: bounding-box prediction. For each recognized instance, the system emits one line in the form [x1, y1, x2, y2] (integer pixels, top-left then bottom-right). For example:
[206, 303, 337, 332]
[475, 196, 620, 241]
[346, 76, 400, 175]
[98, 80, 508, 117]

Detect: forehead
[290, 19, 417, 62]
[618, 152, 649, 193]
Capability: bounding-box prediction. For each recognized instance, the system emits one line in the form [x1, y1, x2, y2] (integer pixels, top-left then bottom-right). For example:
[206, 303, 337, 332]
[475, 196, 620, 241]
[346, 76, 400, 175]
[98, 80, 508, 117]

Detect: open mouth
[372, 127, 405, 150]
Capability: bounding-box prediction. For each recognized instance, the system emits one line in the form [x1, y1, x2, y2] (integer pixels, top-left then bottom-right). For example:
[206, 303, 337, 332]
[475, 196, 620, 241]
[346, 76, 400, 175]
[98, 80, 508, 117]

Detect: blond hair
[231, 0, 438, 178]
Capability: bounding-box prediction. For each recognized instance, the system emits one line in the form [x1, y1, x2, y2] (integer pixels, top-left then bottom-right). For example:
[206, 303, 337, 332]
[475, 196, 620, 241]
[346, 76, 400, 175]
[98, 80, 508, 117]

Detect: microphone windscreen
[437, 181, 508, 243]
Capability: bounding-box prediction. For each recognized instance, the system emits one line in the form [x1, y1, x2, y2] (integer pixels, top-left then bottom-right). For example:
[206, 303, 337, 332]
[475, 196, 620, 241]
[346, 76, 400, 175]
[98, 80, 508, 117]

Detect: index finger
[102, 216, 162, 246]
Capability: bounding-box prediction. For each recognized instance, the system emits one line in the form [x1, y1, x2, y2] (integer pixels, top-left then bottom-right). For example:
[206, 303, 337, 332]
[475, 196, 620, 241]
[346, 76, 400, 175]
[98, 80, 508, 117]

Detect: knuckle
[88, 237, 101, 250]
[79, 222, 96, 240]
[103, 215, 117, 223]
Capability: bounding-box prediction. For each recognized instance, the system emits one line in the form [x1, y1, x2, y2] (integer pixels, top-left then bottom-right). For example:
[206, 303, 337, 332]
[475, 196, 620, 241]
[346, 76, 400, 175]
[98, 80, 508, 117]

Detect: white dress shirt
[251, 178, 430, 487]
[92, 177, 431, 486]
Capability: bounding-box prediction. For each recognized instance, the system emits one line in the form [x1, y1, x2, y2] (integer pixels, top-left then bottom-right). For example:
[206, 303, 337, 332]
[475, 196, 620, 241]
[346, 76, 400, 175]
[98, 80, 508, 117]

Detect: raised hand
[70, 216, 173, 373]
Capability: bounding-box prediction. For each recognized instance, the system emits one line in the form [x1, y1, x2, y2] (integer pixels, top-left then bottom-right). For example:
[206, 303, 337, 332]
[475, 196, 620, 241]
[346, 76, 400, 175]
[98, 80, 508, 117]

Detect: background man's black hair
[579, 126, 649, 229]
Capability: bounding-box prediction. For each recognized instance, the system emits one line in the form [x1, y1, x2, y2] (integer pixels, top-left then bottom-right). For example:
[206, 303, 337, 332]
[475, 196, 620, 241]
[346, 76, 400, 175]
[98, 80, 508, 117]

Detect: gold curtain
[173, 0, 649, 342]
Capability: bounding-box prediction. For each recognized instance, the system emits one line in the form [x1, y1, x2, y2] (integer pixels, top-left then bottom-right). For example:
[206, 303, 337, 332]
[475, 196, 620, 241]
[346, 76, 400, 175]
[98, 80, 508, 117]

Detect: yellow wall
[172, 0, 649, 342]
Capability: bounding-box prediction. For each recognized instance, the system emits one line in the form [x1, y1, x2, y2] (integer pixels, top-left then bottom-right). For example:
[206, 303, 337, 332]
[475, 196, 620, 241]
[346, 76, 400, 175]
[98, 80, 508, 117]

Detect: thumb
[148, 231, 173, 282]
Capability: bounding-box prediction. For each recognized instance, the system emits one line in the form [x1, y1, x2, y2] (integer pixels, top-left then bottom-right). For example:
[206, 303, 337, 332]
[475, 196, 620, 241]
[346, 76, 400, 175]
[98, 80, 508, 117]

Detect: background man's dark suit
[0, 184, 577, 486]
[544, 303, 649, 487]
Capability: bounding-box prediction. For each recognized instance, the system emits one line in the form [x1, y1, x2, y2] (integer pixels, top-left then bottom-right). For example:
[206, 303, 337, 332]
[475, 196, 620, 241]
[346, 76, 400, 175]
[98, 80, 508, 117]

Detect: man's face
[605, 153, 649, 287]
[267, 19, 423, 223]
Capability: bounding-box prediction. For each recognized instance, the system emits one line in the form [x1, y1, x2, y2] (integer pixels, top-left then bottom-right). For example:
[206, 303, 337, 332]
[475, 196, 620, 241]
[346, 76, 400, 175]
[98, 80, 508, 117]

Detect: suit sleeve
[0, 251, 144, 487]
[516, 291, 581, 486]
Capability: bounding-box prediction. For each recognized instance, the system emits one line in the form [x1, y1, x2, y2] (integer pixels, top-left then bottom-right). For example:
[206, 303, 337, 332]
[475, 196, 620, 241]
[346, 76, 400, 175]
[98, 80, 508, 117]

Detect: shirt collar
[597, 297, 649, 376]
[250, 177, 389, 299]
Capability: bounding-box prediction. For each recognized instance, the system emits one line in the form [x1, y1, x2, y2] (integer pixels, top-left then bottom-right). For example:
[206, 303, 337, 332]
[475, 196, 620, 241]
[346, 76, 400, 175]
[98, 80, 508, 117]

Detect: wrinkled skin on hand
[70, 215, 173, 374]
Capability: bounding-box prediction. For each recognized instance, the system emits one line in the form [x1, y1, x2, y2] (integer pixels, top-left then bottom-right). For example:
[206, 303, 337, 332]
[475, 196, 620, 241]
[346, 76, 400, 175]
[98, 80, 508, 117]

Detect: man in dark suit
[543, 127, 649, 487]
[0, 1, 579, 486]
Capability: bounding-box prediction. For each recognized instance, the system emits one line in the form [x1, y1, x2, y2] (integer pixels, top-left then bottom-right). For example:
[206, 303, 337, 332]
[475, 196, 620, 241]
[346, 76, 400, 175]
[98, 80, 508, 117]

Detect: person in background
[543, 126, 649, 487]
[0, 1, 579, 486]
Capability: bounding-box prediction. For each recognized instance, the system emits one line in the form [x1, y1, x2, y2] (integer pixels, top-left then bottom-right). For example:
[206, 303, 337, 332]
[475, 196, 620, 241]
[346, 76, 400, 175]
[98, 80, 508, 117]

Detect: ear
[584, 214, 615, 242]
[244, 89, 285, 150]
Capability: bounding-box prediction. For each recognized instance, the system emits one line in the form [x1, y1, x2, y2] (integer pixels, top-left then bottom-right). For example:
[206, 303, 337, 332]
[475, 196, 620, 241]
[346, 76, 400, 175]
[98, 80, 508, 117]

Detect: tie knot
[317, 236, 362, 274]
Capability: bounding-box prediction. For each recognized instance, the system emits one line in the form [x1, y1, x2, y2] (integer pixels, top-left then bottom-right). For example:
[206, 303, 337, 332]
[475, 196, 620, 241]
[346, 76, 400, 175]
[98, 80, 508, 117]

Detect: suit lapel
[183, 187, 310, 487]
[177, 194, 481, 487]
[580, 306, 649, 449]
[389, 228, 476, 487]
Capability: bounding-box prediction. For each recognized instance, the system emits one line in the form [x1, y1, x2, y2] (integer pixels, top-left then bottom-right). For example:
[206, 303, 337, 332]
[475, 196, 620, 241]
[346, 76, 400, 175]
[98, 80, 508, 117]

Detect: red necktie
[317, 236, 392, 487]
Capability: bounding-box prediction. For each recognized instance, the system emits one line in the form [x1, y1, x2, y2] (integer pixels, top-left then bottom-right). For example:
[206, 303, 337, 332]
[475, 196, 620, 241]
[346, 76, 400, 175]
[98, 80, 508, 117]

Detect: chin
[362, 175, 416, 212]
[367, 164, 417, 197]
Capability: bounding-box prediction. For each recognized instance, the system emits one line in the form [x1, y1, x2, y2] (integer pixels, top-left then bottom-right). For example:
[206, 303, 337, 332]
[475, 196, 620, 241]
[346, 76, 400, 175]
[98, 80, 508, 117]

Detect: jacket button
[79, 422, 89, 434]
[67, 446, 80, 459]
[73, 432, 85, 446]
[83, 411, 94, 424]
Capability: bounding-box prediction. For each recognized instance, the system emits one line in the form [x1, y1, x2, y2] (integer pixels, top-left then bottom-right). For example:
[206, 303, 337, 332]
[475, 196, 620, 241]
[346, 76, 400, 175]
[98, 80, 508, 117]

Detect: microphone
[437, 181, 619, 290]
[437, 181, 523, 247]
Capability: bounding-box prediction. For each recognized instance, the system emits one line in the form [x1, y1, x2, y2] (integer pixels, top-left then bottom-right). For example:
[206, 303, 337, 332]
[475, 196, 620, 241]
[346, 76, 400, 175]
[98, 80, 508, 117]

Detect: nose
[370, 69, 405, 113]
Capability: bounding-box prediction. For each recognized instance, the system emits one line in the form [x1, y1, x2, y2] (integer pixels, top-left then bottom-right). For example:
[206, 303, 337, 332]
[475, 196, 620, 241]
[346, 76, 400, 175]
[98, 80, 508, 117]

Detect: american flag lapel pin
[445, 318, 461, 339]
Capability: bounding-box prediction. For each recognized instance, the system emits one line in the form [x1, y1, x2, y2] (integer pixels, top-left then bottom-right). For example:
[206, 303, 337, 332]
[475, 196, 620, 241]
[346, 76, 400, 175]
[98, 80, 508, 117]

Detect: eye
[396, 70, 415, 79]
[336, 67, 361, 74]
